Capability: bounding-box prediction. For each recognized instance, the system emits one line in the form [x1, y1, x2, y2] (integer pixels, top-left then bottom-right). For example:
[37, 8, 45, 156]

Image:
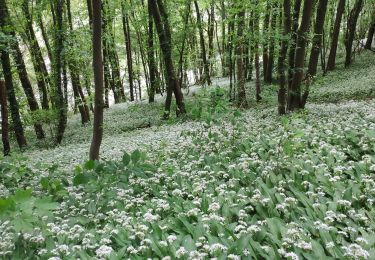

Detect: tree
[150, 0, 186, 118]
[326, 0, 346, 71]
[54, 0, 67, 144]
[364, 17, 375, 50]
[194, 0, 211, 85]
[0, 80, 10, 155]
[235, 7, 247, 107]
[0, 0, 45, 139]
[278, 0, 292, 115]
[307, 0, 328, 77]
[89, 0, 105, 161]
[287, 0, 315, 111]
[147, 0, 157, 103]
[344, 0, 364, 67]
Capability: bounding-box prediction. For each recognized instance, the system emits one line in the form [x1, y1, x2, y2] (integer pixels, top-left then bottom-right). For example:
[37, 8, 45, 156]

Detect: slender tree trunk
[278, 0, 292, 115]
[87, 0, 93, 28]
[207, 3, 215, 76]
[288, 0, 302, 87]
[265, 4, 278, 83]
[121, 0, 135, 101]
[147, 0, 157, 103]
[0, 0, 45, 139]
[194, 0, 211, 85]
[90, 0, 104, 161]
[54, 0, 67, 144]
[308, 0, 328, 77]
[150, 0, 186, 117]
[1, 50, 28, 149]
[263, 2, 271, 82]
[344, 0, 364, 67]
[177, 0, 191, 87]
[67, 0, 90, 124]
[21, 0, 50, 110]
[288, 0, 315, 111]
[37, 4, 53, 64]
[236, 8, 247, 107]
[0, 80, 10, 156]
[254, 3, 261, 102]
[326, 0, 346, 71]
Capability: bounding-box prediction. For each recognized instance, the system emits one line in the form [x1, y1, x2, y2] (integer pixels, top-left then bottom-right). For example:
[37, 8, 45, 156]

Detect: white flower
[96, 245, 113, 258]
[143, 212, 159, 222]
[208, 202, 220, 212]
[342, 244, 369, 259]
[175, 246, 187, 258]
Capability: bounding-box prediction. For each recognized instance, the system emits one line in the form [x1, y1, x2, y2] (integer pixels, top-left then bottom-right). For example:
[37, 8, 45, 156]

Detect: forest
[0, 0, 375, 258]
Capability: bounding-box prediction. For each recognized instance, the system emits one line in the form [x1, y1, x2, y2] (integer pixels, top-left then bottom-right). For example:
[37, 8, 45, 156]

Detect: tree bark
[0, 80, 10, 156]
[54, 0, 67, 144]
[265, 3, 278, 83]
[344, 0, 364, 67]
[1, 50, 28, 149]
[236, 8, 247, 107]
[150, 0, 186, 117]
[21, 0, 50, 110]
[262, 2, 271, 82]
[194, 0, 211, 85]
[89, 0, 104, 161]
[121, 0, 135, 102]
[147, 0, 157, 103]
[326, 0, 346, 71]
[278, 0, 292, 115]
[288, 0, 315, 111]
[307, 0, 328, 77]
[288, 0, 302, 87]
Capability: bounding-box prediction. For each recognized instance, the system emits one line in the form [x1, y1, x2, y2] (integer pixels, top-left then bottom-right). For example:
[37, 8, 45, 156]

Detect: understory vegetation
[0, 52, 375, 259]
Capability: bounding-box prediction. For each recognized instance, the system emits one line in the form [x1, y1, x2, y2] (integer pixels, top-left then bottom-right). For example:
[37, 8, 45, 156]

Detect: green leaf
[13, 189, 32, 202]
[131, 149, 141, 164]
[84, 160, 95, 170]
[73, 173, 89, 186]
[122, 152, 131, 166]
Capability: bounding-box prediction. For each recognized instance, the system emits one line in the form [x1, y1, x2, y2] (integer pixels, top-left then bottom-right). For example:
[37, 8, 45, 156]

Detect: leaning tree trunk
[288, 0, 315, 111]
[278, 0, 292, 115]
[326, 0, 346, 71]
[0, 80, 10, 156]
[1, 50, 28, 149]
[89, 0, 105, 161]
[194, 0, 211, 85]
[344, 0, 364, 67]
[21, 0, 50, 110]
[307, 0, 328, 77]
[150, 0, 186, 117]
[0, 0, 45, 139]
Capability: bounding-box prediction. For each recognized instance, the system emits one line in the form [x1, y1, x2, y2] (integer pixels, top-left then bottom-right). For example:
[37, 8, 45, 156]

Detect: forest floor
[1, 51, 375, 259]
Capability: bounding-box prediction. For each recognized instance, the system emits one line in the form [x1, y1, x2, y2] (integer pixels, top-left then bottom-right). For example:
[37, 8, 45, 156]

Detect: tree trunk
[67, 0, 90, 124]
[254, 3, 261, 102]
[194, 0, 211, 85]
[147, 0, 157, 103]
[0, 0, 45, 139]
[90, 0, 105, 161]
[87, 0, 93, 28]
[150, 0, 186, 117]
[21, 0, 50, 110]
[236, 8, 247, 107]
[344, 0, 364, 67]
[278, 0, 292, 115]
[308, 0, 328, 77]
[288, 0, 302, 87]
[265, 3, 278, 83]
[326, 0, 346, 71]
[54, 0, 67, 144]
[121, 0, 135, 102]
[1, 50, 28, 149]
[0, 80, 10, 156]
[207, 3, 215, 76]
[288, 0, 315, 111]
[262, 2, 271, 82]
